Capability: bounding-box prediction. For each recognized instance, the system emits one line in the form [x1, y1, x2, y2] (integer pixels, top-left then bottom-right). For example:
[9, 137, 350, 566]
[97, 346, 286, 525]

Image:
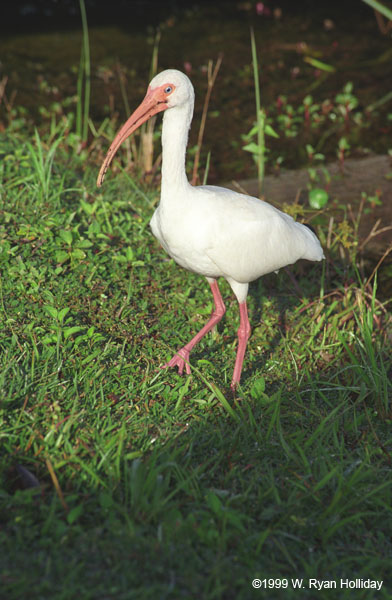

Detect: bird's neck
[161, 102, 193, 194]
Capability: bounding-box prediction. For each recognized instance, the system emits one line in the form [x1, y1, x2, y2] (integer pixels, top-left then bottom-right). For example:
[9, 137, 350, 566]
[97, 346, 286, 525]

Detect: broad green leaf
[264, 124, 279, 138]
[44, 305, 58, 319]
[80, 199, 96, 215]
[58, 307, 70, 323]
[71, 249, 86, 260]
[76, 239, 93, 248]
[67, 504, 84, 525]
[309, 188, 329, 209]
[55, 250, 69, 263]
[243, 142, 262, 155]
[250, 377, 266, 399]
[59, 230, 73, 245]
[206, 492, 222, 514]
[126, 247, 134, 261]
[64, 326, 85, 339]
[41, 334, 57, 345]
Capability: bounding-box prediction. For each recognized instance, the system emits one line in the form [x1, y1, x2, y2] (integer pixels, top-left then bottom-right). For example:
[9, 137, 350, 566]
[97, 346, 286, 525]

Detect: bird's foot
[161, 348, 191, 375]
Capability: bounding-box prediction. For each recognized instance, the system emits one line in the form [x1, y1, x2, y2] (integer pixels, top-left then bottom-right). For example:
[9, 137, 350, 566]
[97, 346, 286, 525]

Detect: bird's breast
[149, 204, 222, 278]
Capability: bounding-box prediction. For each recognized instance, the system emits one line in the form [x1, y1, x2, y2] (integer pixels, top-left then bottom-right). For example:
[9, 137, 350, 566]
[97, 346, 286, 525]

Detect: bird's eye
[164, 86, 173, 94]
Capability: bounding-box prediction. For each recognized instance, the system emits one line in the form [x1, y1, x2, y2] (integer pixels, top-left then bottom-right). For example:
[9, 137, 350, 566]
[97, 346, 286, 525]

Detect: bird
[97, 69, 324, 391]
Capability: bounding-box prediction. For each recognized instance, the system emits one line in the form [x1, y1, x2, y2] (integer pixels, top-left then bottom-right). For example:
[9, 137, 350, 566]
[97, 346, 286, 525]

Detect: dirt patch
[227, 154, 392, 256]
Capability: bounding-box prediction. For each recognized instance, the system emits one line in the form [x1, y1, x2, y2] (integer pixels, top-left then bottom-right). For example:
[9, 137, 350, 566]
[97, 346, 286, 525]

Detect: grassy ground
[1, 127, 392, 599]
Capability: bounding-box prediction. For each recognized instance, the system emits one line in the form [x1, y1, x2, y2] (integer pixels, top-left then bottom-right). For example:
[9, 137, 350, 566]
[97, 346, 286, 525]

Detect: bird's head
[97, 69, 193, 187]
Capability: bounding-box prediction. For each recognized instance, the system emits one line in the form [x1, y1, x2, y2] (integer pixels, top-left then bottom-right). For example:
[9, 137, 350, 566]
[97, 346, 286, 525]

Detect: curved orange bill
[97, 86, 169, 187]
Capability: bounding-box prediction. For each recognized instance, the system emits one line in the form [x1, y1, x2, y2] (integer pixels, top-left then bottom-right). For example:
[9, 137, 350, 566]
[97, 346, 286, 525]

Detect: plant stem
[77, 0, 90, 143]
[141, 29, 161, 173]
[250, 28, 264, 197]
[192, 54, 223, 186]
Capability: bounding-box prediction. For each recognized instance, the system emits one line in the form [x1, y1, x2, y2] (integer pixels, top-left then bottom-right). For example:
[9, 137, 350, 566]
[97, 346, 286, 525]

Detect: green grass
[1, 127, 392, 599]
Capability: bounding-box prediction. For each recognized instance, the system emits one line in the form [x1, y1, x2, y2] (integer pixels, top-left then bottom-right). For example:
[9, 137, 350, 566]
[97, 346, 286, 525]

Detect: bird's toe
[162, 348, 191, 375]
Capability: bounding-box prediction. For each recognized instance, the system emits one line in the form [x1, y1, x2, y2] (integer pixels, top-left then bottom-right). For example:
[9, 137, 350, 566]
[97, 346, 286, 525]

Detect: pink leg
[231, 301, 251, 391]
[162, 279, 226, 376]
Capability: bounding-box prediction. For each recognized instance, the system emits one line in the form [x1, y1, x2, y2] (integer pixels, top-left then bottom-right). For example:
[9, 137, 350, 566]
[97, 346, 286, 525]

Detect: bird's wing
[198, 187, 322, 283]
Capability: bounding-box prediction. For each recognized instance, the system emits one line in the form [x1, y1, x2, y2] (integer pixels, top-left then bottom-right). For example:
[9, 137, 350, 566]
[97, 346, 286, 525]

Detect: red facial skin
[97, 83, 175, 187]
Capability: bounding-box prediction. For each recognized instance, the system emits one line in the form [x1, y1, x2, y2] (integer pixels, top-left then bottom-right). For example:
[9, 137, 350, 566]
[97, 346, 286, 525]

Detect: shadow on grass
[1, 351, 392, 600]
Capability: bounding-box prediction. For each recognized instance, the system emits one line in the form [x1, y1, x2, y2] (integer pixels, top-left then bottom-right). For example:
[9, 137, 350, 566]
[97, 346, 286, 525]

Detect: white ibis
[97, 69, 324, 390]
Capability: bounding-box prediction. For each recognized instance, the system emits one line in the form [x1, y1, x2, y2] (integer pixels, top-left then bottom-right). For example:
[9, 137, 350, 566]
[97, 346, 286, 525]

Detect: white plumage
[98, 69, 324, 390]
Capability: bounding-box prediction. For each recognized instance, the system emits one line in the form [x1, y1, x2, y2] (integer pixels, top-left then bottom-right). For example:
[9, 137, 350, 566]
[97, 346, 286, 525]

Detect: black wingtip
[303, 223, 317, 235]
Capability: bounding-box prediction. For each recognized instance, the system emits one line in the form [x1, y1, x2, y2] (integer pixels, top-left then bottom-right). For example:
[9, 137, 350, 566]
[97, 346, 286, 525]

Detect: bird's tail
[301, 223, 325, 261]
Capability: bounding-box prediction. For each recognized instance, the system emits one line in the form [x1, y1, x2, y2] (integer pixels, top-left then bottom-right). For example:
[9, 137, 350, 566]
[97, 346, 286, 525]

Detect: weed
[76, 0, 91, 144]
